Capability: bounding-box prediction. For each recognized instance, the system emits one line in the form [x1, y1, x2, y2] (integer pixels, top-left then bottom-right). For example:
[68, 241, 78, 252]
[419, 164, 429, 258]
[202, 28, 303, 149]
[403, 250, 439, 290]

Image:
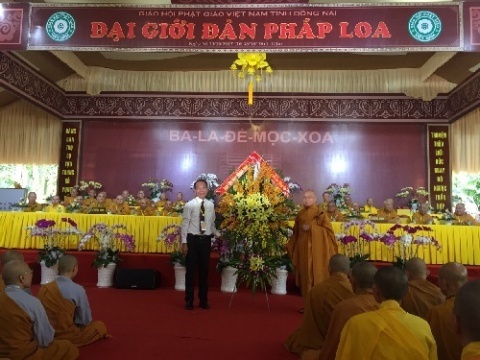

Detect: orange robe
[427, 296, 463, 360]
[107, 202, 131, 215]
[284, 273, 353, 355]
[37, 281, 107, 347]
[412, 212, 434, 225]
[401, 279, 445, 320]
[0, 278, 4, 293]
[0, 293, 79, 359]
[136, 198, 152, 206]
[325, 210, 344, 222]
[454, 213, 477, 225]
[317, 293, 379, 360]
[287, 206, 338, 298]
[377, 208, 399, 222]
[82, 197, 96, 208]
[318, 202, 328, 212]
[462, 342, 480, 360]
[23, 202, 43, 212]
[63, 196, 76, 206]
[136, 207, 157, 216]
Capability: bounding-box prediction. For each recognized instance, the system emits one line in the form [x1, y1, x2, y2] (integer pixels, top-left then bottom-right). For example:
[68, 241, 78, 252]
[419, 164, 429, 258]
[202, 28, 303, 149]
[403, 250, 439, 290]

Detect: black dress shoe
[199, 302, 210, 310]
[185, 302, 194, 310]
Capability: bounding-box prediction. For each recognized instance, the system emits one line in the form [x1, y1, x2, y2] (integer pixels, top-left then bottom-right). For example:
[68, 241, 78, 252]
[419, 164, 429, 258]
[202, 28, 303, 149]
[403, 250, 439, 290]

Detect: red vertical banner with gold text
[427, 124, 451, 211]
[57, 121, 81, 200]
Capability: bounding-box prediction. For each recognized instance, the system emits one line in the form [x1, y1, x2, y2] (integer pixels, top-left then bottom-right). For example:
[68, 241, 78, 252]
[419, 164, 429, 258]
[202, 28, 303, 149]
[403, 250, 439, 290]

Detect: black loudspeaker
[114, 268, 160, 290]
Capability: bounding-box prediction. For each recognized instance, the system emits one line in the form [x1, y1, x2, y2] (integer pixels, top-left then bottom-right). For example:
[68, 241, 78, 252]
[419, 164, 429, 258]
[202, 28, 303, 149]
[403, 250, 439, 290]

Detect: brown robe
[0, 293, 79, 359]
[284, 273, 354, 355]
[427, 296, 463, 360]
[0, 278, 4, 293]
[402, 279, 445, 320]
[377, 208, 399, 222]
[136, 207, 157, 216]
[37, 281, 107, 347]
[325, 210, 344, 222]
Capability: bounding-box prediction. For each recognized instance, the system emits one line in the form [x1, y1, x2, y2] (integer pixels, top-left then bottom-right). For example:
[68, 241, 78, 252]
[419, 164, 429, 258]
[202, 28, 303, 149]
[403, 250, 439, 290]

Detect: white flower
[400, 234, 413, 246]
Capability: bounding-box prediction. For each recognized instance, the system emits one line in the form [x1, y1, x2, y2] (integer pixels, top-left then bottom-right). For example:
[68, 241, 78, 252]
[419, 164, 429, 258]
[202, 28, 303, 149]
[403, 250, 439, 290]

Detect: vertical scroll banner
[0, 3, 29, 50]
[28, 4, 461, 51]
[427, 125, 451, 212]
[58, 121, 81, 200]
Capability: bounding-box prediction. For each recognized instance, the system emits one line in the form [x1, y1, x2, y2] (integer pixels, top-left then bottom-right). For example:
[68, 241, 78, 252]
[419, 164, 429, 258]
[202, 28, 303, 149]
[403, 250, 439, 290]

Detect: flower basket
[221, 266, 238, 293]
[40, 260, 58, 285]
[173, 263, 186, 291]
[97, 263, 117, 288]
[270, 267, 288, 295]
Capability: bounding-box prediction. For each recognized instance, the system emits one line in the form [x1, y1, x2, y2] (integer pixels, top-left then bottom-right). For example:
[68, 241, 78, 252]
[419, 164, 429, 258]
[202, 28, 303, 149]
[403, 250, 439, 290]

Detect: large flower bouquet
[157, 224, 185, 266]
[79, 223, 135, 268]
[142, 178, 174, 200]
[78, 180, 102, 191]
[190, 173, 221, 200]
[379, 224, 441, 268]
[326, 183, 352, 208]
[217, 164, 292, 293]
[335, 219, 381, 266]
[395, 186, 429, 209]
[26, 218, 83, 267]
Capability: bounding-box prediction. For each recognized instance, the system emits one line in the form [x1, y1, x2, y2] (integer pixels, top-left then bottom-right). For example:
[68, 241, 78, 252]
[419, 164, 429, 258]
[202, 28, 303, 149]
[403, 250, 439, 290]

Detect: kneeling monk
[38, 254, 110, 347]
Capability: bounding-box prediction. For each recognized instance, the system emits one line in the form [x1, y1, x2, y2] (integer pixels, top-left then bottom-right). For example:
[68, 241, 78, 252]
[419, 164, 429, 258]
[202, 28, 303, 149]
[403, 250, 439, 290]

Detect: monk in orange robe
[135, 190, 152, 206]
[0, 250, 25, 293]
[402, 257, 445, 319]
[428, 262, 468, 360]
[454, 203, 478, 225]
[87, 191, 110, 214]
[0, 260, 79, 359]
[318, 191, 331, 212]
[412, 203, 434, 225]
[325, 201, 344, 222]
[82, 188, 97, 208]
[23, 191, 43, 212]
[137, 198, 157, 216]
[37, 255, 109, 347]
[453, 279, 480, 360]
[287, 190, 338, 300]
[108, 195, 131, 215]
[336, 266, 437, 360]
[377, 198, 399, 223]
[284, 254, 353, 355]
[63, 186, 79, 206]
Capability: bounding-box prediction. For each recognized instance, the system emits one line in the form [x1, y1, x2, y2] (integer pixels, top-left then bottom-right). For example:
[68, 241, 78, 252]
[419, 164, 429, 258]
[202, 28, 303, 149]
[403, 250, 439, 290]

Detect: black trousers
[185, 234, 212, 304]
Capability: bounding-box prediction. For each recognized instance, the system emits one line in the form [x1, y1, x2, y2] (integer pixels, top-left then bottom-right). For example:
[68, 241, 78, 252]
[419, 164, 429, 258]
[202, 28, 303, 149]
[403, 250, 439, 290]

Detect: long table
[1, 212, 479, 265]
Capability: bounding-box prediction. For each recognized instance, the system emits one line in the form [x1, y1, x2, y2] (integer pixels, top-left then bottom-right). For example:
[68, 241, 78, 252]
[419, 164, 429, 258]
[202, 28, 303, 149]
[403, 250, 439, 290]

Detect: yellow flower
[249, 256, 265, 271]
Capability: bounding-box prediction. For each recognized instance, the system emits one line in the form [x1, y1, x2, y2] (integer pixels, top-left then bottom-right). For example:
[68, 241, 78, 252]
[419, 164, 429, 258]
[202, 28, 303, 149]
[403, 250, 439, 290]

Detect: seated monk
[402, 257, 445, 320]
[159, 200, 174, 216]
[412, 203, 434, 225]
[136, 198, 156, 216]
[346, 202, 364, 219]
[44, 195, 66, 213]
[454, 279, 480, 360]
[87, 192, 109, 214]
[427, 262, 468, 360]
[82, 188, 97, 208]
[108, 195, 130, 215]
[154, 192, 169, 212]
[316, 262, 379, 360]
[136, 190, 152, 206]
[284, 254, 354, 355]
[336, 266, 437, 360]
[0, 250, 25, 293]
[66, 196, 87, 214]
[173, 191, 186, 207]
[63, 186, 79, 206]
[343, 195, 354, 211]
[0, 260, 79, 359]
[23, 191, 43, 212]
[363, 198, 377, 214]
[318, 192, 331, 212]
[37, 255, 110, 347]
[454, 203, 478, 225]
[325, 201, 344, 222]
[377, 198, 399, 223]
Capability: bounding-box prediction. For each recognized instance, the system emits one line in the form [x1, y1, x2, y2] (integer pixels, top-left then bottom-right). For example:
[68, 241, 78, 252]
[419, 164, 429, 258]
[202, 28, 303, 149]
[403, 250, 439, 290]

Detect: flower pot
[221, 266, 238, 293]
[173, 263, 186, 291]
[97, 263, 117, 288]
[40, 260, 58, 285]
[271, 267, 288, 295]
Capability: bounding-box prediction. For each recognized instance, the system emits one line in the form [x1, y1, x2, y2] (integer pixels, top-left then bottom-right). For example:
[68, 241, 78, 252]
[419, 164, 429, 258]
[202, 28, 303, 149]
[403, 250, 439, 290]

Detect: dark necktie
[200, 200, 205, 234]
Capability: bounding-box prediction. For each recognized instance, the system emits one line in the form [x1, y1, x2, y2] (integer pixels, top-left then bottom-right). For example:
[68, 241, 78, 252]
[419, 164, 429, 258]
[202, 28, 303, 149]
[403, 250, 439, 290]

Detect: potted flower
[395, 186, 430, 210]
[157, 224, 186, 290]
[26, 218, 83, 284]
[79, 223, 135, 287]
[212, 236, 239, 293]
[142, 178, 174, 201]
[325, 183, 352, 209]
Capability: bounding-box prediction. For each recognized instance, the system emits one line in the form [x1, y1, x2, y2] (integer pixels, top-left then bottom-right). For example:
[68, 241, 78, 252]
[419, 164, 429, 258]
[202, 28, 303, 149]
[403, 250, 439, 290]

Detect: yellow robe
[364, 204, 377, 213]
[402, 279, 445, 320]
[107, 202, 131, 215]
[377, 208, 399, 222]
[325, 210, 344, 222]
[23, 202, 43, 212]
[454, 213, 477, 225]
[0, 293, 79, 359]
[44, 204, 66, 213]
[284, 273, 353, 355]
[37, 281, 107, 347]
[336, 300, 437, 360]
[412, 212, 434, 224]
[287, 205, 338, 298]
[136, 207, 157, 216]
[462, 342, 480, 360]
[427, 296, 463, 360]
[63, 196, 76, 206]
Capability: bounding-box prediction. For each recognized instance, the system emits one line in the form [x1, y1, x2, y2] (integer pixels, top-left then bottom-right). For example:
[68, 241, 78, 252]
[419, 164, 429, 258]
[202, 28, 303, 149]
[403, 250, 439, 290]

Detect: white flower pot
[40, 260, 58, 285]
[173, 263, 186, 291]
[271, 268, 288, 295]
[221, 266, 238, 293]
[97, 263, 117, 288]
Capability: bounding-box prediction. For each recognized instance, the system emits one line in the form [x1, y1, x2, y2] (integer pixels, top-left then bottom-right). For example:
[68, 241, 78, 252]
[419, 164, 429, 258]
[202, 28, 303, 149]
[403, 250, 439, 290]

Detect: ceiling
[2, 0, 479, 110]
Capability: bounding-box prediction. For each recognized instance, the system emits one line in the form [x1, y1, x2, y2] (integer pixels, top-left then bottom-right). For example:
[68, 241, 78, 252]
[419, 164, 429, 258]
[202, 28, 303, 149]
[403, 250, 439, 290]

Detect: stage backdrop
[79, 120, 427, 207]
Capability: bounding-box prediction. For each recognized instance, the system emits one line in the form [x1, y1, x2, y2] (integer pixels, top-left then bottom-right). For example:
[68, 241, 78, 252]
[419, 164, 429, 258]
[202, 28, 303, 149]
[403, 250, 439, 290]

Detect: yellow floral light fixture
[230, 52, 273, 105]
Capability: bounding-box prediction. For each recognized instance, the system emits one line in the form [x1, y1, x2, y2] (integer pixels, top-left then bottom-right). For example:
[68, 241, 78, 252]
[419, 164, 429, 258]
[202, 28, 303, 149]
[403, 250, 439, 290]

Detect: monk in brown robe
[287, 190, 338, 300]
[316, 262, 379, 360]
[137, 198, 156, 216]
[377, 198, 399, 223]
[23, 191, 43, 212]
[402, 257, 445, 319]
[318, 192, 331, 212]
[108, 195, 131, 215]
[0, 250, 24, 292]
[284, 254, 354, 355]
[428, 262, 468, 360]
[0, 260, 79, 359]
[135, 190, 152, 206]
[412, 203, 434, 225]
[325, 201, 344, 222]
[37, 255, 110, 347]
[454, 279, 480, 360]
[454, 203, 478, 225]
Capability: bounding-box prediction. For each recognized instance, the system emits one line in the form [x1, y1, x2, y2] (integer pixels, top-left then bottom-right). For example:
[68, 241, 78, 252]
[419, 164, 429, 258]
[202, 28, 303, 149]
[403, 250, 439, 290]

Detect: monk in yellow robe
[154, 192, 169, 212]
[454, 279, 480, 360]
[428, 262, 468, 360]
[44, 195, 66, 213]
[87, 191, 110, 214]
[402, 257, 445, 319]
[336, 266, 437, 360]
[412, 203, 434, 225]
[0, 250, 25, 293]
[63, 187, 79, 206]
[23, 191, 43, 212]
[312, 262, 379, 360]
[136, 190, 152, 206]
[0, 260, 79, 359]
[363, 197, 377, 214]
[318, 191, 331, 212]
[37, 255, 109, 347]
[137, 198, 157, 216]
[454, 203, 478, 225]
[377, 198, 399, 223]
[284, 254, 353, 355]
[286, 190, 338, 300]
[108, 195, 131, 215]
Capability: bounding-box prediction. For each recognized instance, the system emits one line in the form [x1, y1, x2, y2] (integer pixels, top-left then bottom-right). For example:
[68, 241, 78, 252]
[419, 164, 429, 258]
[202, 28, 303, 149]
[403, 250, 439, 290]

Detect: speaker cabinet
[114, 268, 160, 289]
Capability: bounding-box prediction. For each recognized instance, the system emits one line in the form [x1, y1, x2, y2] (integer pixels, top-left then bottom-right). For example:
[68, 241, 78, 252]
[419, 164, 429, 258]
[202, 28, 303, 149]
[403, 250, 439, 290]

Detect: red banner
[0, 3, 29, 50]
[28, 4, 461, 51]
[427, 125, 451, 212]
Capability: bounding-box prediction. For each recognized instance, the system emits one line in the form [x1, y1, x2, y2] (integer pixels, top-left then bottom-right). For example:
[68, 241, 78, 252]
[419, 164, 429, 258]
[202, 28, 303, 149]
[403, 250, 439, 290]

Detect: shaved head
[58, 254, 78, 275]
[1, 250, 24, 265]
[328, 254, 350, 274]
[1, 260, 30, 286]
[405, 257, 428, 280]
[454, 280, 480, 342]
[351, 262, 377, 290]
[438, 262, 468, 296]
[374, 266, 408, 302]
